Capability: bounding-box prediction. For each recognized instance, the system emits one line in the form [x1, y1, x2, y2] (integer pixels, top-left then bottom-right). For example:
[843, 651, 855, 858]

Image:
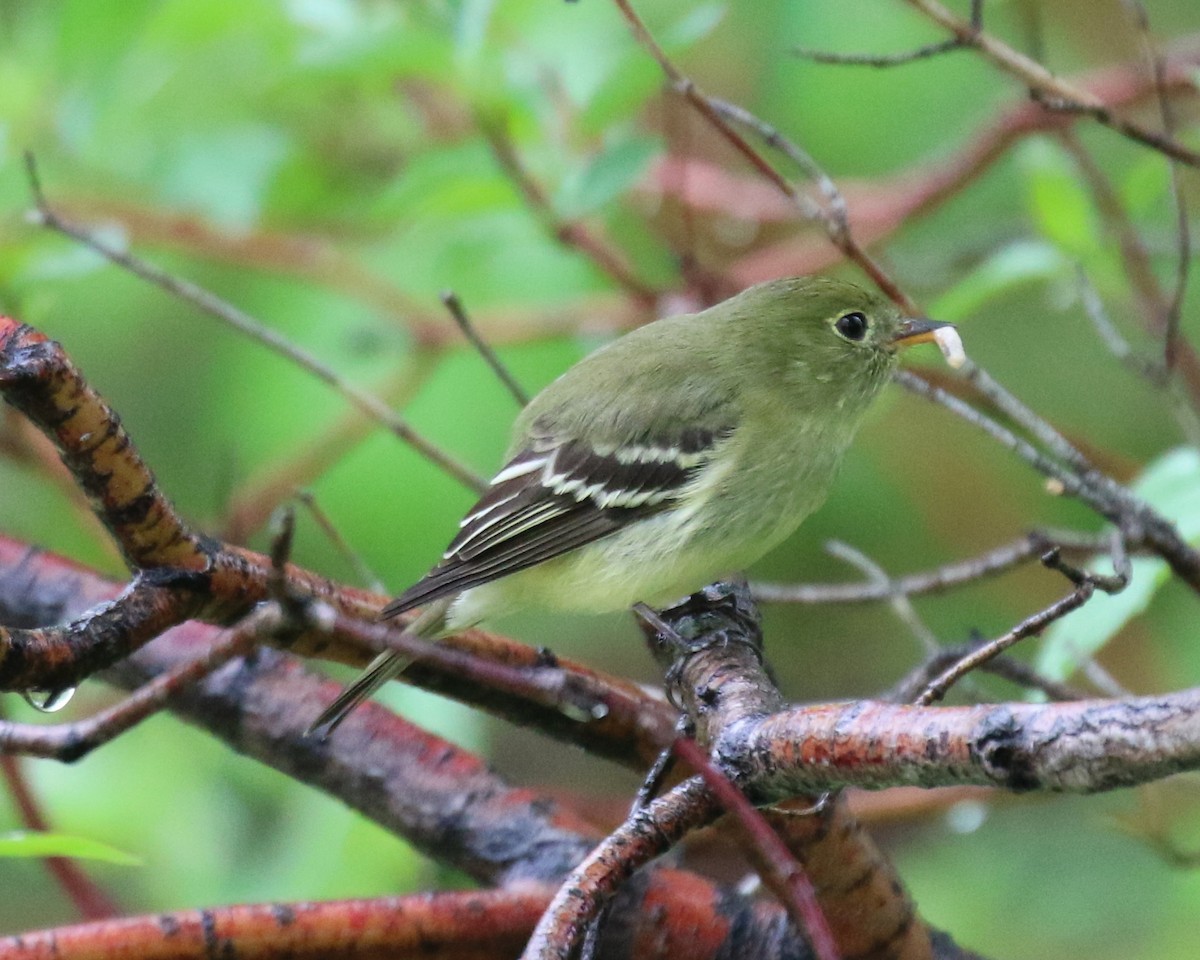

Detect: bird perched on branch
[310, 276, 959, 735]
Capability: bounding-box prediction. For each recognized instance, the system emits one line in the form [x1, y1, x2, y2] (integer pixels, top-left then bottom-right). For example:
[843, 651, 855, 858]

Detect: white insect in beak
[933, 326, 967, 369]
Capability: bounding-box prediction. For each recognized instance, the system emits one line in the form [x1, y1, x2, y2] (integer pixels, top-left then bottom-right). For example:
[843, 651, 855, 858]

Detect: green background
[1, 1, 1199, 956]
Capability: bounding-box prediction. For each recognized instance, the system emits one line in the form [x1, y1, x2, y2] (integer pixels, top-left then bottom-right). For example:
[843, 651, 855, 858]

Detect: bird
[309, 276, 956, 735]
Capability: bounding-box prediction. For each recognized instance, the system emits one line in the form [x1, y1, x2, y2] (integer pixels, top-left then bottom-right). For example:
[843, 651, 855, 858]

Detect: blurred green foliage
[0, 1, 1198, 956]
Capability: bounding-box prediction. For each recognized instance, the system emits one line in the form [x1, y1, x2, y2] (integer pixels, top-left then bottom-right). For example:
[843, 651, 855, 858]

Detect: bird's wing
[381, 423, 734, 619]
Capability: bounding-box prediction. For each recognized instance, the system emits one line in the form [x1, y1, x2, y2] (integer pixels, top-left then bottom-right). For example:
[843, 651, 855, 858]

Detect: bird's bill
[890, 317, 954, 349]
[891, 317, 966, 368]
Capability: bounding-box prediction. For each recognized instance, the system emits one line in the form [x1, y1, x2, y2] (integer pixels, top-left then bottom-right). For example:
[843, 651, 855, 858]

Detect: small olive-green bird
[310, 276, 953, 735]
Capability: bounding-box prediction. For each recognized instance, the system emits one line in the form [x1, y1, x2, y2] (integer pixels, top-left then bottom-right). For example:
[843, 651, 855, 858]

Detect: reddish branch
[608, 0, 917, 313]
[730, 693, 1200, 797]
[0, 530, 671, 770]
[900, 0, 1199, 167]
[478, 118, 659, 306]
[647, 37, 1200, 285]
[0, 889, 552, 960]
[644, 584, 931, 960]
[0, 543, 982, 960]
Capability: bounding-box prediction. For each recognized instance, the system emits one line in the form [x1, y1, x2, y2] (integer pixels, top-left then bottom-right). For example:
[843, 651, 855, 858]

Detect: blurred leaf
[1020, 138, 1101, 258]
[454, 0, 497, 63]
[1120, 149, 1173, 219]
[928, 240, 1067, 321]
[576, 55, 661, 135]
[555, 135, 658, 218]
[157, 124, 291, 228]
[1037, 447, 1200, 681]
[662, 3, 727, 48]
[0, 830, 142, 866]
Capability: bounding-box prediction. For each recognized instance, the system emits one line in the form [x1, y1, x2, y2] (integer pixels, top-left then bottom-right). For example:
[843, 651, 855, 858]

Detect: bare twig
[916, 539, 1129, 706]
[519, 778, 718, 960]
[0, 620, 255, 760]
[886, 636, 1088, 704]
[609, 0, 917, 312]
[1118, 1, 1192, 374]
[794, 36, 966, 68]
[894, 368, 1200, 593]
[24, 153, 486, 495]
[752, 529, 1109, 604]
[220, 354, 440, 543]
[824, 540, 940, 654]
[1058, 131, 1200, 426]
[441, 291, 530, 406]
[902, 0, 1200, 166]
[794, 0, 982, 68]
[914, 593, 1088, 705]
[1075, 267, 1155, 377]
[476, 117, 658, 305]
[294, 491, 387, 594]
[958, 358, 1096, 474]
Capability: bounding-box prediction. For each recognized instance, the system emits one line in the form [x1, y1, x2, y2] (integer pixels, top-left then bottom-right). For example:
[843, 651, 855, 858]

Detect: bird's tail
[305, 597, 453, 739]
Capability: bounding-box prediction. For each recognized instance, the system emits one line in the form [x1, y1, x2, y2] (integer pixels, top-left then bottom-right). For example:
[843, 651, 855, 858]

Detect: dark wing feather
[381, 428, 731, 619]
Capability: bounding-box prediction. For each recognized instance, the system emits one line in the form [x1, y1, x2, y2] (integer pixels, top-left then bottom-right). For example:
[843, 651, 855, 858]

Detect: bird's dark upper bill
[890, 317, 954, 348]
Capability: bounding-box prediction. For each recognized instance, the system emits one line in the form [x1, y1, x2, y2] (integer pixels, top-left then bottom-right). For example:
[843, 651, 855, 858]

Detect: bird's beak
[890, 317, 955, 349]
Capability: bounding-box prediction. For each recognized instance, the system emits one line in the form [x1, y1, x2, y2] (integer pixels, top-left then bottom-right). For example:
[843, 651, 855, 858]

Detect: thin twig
[1075, 267, 1155, 378]
[294, 491, 387, 595]
[0, 622, 256, 760]
[1058, 131, 1170, 329]
[896, 367, 1200, 593]
[698, 96, 913, 311]
[1118, 0, 1192, 374]
[794, 0, 982, 68]
[608, 0, 917, 312]
[902, 0, 1200, 167]
[916, 536, 1130, 705]
[24, 153, 486, 495]
[958, 358, 1095, 475]
[894, 369, 1101, 507]
[1042, 531, 1132, 595]
[441, 291, 529, 406]
[794, 36, 966, 68]
[915, 588, 1092, 706]
[752, 529, 1109, 604]
[824, 540, 940, 654]
[476, 117, 658, 305]
[886, 636, 1088, 704]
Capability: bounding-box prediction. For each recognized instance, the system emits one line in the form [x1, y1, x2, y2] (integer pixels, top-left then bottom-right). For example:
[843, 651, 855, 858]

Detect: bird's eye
[835, 312, 869, 342]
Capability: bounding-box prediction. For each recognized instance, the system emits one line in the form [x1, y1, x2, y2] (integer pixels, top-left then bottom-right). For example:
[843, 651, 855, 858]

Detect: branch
[609, 0, 917, 312]
[1, 889, 553, 960]
[649, 39, 1200, 286]
[895, 368, 1200, 594]
[902, 0, 1200, 166]
[478, 115, 659, 305]
[733, 689, 1200, 797]
[25, 156, 487, 494]
[753, 529, 1110, 604]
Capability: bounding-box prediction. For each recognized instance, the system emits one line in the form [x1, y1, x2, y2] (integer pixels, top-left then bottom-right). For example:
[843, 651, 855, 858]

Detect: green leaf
[1036, 447, 1200, 681]
[157, 124, 291, 228]
[662, 3, 727, 48]
[555, 136, 658, 218]
[928, 240, 1067, 322]
[0, 830, 142, 865]
[1020, 138, 1101, 258]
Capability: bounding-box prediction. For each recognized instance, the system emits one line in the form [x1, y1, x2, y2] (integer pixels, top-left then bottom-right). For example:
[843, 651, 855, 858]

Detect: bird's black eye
[835, 312, 869, 342]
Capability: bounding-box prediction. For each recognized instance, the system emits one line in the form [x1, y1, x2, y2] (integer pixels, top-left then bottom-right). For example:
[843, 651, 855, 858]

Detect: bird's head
[727, 276, 954, 414]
